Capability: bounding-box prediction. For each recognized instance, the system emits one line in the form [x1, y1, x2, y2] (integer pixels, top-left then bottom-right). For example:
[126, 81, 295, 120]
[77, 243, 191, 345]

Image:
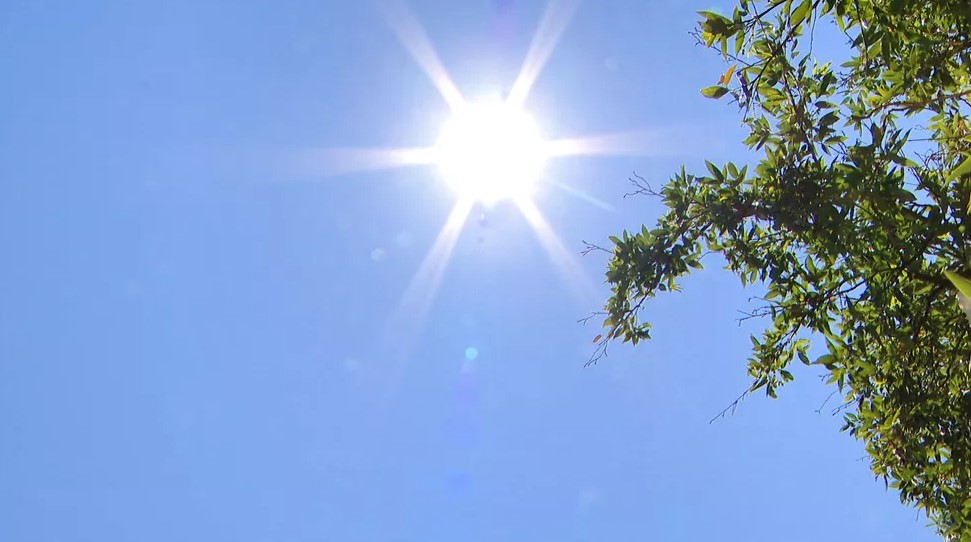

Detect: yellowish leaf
[719, 64, 737, 85]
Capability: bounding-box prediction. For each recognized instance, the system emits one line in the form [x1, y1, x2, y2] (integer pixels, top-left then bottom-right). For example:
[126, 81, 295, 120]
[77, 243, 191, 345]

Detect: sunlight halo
[433, 97, 548, 203]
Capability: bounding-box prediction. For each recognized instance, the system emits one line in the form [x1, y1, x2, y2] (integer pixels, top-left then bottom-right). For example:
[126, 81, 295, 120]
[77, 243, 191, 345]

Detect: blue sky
[0, 1, 938, 540]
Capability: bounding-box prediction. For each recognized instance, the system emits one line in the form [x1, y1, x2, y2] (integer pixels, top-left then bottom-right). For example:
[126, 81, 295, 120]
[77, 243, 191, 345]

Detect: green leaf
[820, 111, 839, 127]
[697, 10, 732, 25]
[790, 0, 811, 27]
[698, 10, 733, 39]
[701, 85, 730, 99]
[944, 270, 971, 299]
[705, 160, 724, 181]
[814, 354, 835, 366]
[949, 156, 971, 181]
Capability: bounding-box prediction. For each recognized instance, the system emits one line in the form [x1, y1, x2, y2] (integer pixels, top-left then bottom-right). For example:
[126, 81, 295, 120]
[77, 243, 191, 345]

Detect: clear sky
[0, 1, 939, 540]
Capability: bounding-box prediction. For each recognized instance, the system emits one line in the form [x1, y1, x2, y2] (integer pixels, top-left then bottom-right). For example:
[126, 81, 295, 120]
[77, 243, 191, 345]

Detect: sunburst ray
[547, 180, 615, 211]
[380, 0, 466, 110]
[386, 198, 475, 355]
[514, 197, 601, 307]
[507, 0, 582, 108]
[293, 146, 436, 178]
[544, 129, 670, 158]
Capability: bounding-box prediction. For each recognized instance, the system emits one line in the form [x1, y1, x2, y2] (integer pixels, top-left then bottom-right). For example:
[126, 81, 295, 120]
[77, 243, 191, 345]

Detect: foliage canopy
[599, 0, 971, 536]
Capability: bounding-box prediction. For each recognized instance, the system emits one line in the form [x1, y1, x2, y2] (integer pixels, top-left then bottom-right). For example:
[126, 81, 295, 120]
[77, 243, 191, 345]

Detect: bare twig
[815, 390, 837, 414]
[736, 306, 773, 324]
[831, 398, 855, 415]
[585, 338, 610, 367]
[625, 173, 663, 199]
[710, 386, 754, 423]
[581, 240, 611, 256]
[578, 311, 607, 325]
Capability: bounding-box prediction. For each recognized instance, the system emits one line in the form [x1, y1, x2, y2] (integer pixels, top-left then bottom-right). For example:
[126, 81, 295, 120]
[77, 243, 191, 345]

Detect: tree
[596, 0, 971, 537]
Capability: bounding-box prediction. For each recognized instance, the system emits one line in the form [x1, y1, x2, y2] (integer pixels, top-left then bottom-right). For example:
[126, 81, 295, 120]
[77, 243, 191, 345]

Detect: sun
[354, 0, 623, 358]
[433, 96, 548, 203]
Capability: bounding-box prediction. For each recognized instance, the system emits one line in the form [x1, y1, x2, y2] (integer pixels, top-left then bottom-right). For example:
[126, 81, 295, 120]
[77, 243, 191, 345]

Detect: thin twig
[710, 386, 754, 423]
[815, 390, 837, 414]
[578, 311, 606, 325]
[625, 173, 663, 199]
[581, 241, 611, 256]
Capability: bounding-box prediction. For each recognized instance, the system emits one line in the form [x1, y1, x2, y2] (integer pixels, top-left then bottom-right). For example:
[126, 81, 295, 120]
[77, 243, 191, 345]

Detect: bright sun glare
[434, 97, 548, 203]
[327, 0, 644, 357]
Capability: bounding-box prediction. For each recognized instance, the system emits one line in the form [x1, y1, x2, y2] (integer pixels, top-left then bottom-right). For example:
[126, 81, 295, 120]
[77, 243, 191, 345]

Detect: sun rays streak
[296, 126, 691, 181]
[545, 129, 668, 158]
[515, 197, 601, 307]
[386, 198, 475, 355]
[379, 0, 466, 111]
[548, 180, 615, 212]
[507, 0, 582, 108]
[295, 146, 435, 178]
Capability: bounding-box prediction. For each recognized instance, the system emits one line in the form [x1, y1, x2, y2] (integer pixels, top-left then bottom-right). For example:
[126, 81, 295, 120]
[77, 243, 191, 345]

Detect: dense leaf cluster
[601, 0, 971, 536]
